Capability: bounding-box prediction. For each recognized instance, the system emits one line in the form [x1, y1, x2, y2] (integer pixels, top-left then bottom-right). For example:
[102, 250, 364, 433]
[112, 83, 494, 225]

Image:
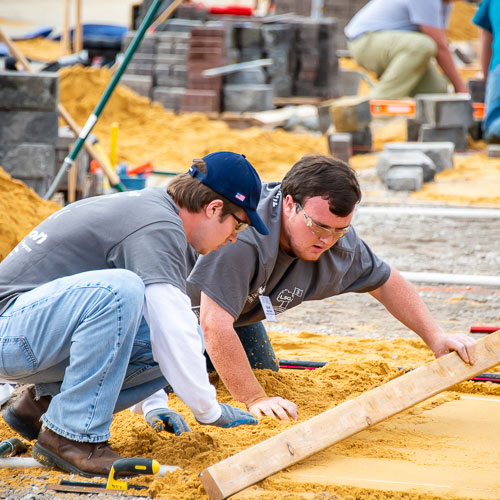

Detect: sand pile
[0, 332, 498, 499]
[447, 1, 479, 41]
[0, 167, 60, 260]
[59, 66, 328, 181]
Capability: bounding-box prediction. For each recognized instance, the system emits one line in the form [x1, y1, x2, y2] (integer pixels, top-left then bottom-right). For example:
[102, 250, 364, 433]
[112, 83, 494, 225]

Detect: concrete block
[406, 118, 421, 142]
[225, 67, 267, 85]
[120, 74, 153, 98]
[385, 166, 424, 191]
[350, 126, 372, 153]
[384, 141, 454, 172]
[0, 111, 58, 144]
[157, 32, 191, 44]
[415, 93, 473, 128]
[271, 75, 293, 97]
[156, 54, 186, 65]
[262, 24, 293, 48]
[0, 143, 55, 195]
[223, 84, 274, 112]
[327, 133, 352, 163]
[467, 78, 485, 103]
[418, 124, 468, 151]
[160, 19, 202, 33]
[376, 151, 437, 183]
[124, 63, 154, 76]
[329, 96, 371, 132]
[152, 87, 185, 111]
[468, 119, 483, 142]
[487, 144, 500, 158]
[0, 70, 59, 111]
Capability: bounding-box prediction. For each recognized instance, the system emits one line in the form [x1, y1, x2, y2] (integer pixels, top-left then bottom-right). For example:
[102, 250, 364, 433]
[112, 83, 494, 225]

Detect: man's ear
[205, 199, 224, 218]
[282, 194, 295, 216]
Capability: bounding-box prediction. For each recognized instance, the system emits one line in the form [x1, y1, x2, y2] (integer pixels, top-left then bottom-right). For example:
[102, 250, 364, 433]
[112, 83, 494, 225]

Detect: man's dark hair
[281, 155, 361, 217]
[167, 159, 241, 216]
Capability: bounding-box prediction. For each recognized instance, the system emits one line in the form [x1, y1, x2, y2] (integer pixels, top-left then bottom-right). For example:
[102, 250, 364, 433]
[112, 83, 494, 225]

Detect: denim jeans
[484, 63, 500, 141]
[0, 269, 167, 442]
[204, 321, 279, 372]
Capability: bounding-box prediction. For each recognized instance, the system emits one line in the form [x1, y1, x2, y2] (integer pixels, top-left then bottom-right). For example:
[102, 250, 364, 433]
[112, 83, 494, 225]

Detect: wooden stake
[0, 26, 32, 72]
[199, 330, 500, 500]
[62, 0, 71, 55]
[74, 0, 83, 53]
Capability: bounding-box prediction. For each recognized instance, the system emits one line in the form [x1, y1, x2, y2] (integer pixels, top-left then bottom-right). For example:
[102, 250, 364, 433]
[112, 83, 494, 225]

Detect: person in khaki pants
[345, 0, 469, 99]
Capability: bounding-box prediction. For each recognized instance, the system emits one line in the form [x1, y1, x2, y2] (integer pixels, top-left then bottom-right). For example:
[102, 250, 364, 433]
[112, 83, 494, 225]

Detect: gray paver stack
[274, 0, 370, 49]
[0, 70, 59, 195]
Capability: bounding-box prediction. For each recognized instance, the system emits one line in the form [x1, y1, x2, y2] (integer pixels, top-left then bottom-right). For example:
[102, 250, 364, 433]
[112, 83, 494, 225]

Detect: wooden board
[199, 330, 500, 500]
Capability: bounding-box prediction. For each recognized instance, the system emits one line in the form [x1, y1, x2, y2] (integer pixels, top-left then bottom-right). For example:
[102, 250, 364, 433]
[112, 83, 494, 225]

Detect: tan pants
[348, 30, 449, 99]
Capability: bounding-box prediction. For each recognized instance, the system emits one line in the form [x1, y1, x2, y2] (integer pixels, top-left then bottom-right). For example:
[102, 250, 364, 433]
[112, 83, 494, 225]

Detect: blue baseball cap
[188, 151, 269, 235]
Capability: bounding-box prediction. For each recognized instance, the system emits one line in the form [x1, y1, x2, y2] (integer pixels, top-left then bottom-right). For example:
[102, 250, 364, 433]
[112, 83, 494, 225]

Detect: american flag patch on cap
[235, 193, 246, 202]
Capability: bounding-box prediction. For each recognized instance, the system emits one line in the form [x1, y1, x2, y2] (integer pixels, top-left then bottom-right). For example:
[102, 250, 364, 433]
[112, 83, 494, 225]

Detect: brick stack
[152, 31, 191, 111]
[182, 26, 227, 113]
[0, 70, 59, 196]
[121, 31, 157, 98]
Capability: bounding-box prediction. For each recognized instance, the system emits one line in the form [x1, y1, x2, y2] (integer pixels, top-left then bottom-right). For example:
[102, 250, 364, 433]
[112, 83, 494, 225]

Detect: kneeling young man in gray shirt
[141, 155, 476, 423]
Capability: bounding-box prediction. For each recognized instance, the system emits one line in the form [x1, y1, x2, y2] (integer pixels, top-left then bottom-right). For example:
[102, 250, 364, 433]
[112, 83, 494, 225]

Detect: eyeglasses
[230, 213, 249, 233]
[295, 202, 351, 239]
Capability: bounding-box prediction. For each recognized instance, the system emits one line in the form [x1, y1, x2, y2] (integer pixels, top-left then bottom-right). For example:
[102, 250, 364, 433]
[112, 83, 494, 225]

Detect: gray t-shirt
[345, 0, 452, 40]
[0, 188, 192, 315]
[187, 183, 391, 327]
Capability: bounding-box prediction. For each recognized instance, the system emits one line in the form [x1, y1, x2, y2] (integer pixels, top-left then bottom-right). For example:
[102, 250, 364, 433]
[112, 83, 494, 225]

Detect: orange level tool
[369, 99, 485, 120]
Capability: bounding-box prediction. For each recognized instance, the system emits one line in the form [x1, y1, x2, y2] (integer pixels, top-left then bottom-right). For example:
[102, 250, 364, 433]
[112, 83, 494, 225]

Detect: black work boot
[2, 385, 51, 441]
[33, 427, 123, 477]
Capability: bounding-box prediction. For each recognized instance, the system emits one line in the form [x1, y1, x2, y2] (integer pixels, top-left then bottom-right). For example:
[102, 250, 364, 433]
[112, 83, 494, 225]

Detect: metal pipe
[401, 271, 500, 287]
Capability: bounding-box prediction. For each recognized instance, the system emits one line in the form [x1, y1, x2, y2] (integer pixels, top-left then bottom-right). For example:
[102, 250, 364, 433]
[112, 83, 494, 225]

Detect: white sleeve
[129, 389, 169, 416]
[143, 283, 221, 423]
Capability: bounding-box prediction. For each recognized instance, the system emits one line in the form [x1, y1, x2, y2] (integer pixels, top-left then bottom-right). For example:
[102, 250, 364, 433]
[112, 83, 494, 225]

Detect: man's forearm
[369, 268, 444, 349]
[204, 323, 268, 407]
[480, 29, 493, 80]
[435, 44, 467, 92]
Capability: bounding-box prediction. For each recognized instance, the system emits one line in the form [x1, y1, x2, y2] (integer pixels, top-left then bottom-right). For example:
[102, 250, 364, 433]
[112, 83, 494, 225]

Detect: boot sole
[32, 442, 107, 478]
[2, 407, 39, 441]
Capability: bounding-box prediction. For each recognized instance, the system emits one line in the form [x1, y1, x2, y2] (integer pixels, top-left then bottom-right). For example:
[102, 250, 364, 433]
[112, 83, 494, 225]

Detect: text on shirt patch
[274, 287, 304, 314]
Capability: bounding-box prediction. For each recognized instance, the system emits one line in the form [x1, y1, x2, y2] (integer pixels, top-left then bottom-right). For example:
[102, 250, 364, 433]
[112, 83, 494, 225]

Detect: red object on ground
[470, 326, 500, 333]
[127, 161, 154, 176]
[209, 6, 253, 16]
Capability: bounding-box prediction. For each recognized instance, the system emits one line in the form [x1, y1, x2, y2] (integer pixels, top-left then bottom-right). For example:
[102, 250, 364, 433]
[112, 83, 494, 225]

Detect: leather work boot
[33, 427, 123, 477]
[2, 385, 51, 441]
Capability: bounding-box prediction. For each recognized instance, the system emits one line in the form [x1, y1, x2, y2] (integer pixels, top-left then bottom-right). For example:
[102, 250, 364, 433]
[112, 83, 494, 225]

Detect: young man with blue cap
[0, 151, 266, 477]
[140, 154, 476, 426]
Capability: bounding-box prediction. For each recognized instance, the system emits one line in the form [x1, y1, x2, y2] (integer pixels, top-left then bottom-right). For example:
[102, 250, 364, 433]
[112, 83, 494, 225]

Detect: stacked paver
[274, 0, 370, 49]
[121, 31, 156, 98]
[182, 26, 226, 113]
[153, 31, 191, 111]
[413, 93, 473, 151]
[0, 70, 59, 196]
[120, 14, 342, 113]
[377, 142, 455, 191]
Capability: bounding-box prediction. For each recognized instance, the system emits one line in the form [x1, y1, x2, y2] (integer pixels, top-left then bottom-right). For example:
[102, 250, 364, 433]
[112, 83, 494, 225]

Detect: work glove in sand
[145, 408, 191, 436]
[196, 403, 258, 428]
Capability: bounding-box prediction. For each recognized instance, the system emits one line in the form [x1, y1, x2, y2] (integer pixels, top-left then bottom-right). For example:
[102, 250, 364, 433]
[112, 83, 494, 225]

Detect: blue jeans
[0, 269, 167, 442]
[484, 63, 500, 141]
[204, 321, 279, 372]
